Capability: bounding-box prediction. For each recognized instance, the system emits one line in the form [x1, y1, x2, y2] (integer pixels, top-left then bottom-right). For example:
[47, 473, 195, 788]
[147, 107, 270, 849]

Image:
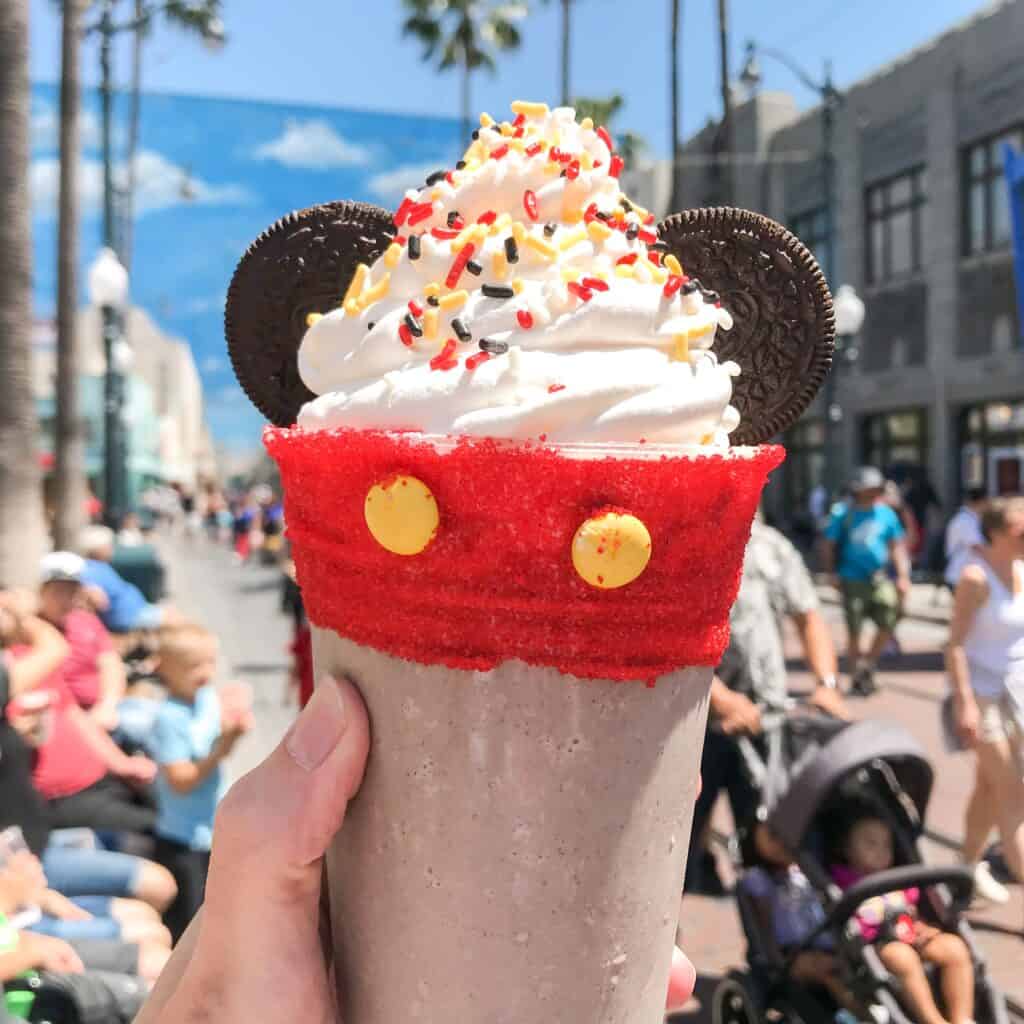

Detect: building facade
[640, 1, 1024, 528]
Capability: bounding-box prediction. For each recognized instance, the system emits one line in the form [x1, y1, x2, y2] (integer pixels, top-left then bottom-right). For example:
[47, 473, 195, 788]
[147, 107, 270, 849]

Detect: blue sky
[28, 0, 991, 450]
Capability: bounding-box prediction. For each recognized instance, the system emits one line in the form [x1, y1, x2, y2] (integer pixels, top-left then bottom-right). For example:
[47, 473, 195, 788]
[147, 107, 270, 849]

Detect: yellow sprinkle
[500, 121, 514, 136]
[561, 205, 583, 225]
[673, 335, 690, 361]
[580, 152, 594, 171]
[494, 212, 512, 232]
[614, 264, 635, 279]
[480, 112, 494, 127]
[512, 277, 525, 295]
[343, 263, 369, 306]
[491, 250, 508, 279]
[423, 307, 438, 340]
[509, 139, 526, 153]
[632, 203, 651, 221]
[543, 161, 561, 176]
[360, 272, 391, 308]
[343, 298, 361, 316]
[587, 220, 613, 243]
[652, 266, 668, 285]
[559, 227, 588, 251]
[701, 433, 715, 445]
[424, 282, 441, 298]
[524, 235, 557, 260]
[383, 242, 403, 268]
[439, 290, 468, 311]
[306, 312, 323, 327]
[430, 189, 442, 201]
[561, 266, 582, 282]
[453, 224, 477, 250]
[640, 257, 661, 278]
[511, 100, 549, 118]
[665, 254, 683, 277]
[511, 222, 527, 245]
[580, 116, 594, 131]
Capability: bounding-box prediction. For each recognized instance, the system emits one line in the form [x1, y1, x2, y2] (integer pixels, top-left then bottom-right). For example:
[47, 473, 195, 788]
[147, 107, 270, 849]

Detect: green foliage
[573, 94, 647, 170]
[402, 0, 526, 76]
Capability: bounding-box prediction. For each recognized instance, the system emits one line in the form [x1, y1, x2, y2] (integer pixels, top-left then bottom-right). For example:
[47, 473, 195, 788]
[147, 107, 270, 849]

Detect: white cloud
[32, 103, 106, 153]
[252, 119, 371, 170]
[366, 162, 440, 201]
[30, 149, 255, 220]
[201, 355, 225, 373]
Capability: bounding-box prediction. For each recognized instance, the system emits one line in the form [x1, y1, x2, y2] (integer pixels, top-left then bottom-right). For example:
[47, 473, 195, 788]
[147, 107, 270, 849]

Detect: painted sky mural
[30, 82, 462, 449]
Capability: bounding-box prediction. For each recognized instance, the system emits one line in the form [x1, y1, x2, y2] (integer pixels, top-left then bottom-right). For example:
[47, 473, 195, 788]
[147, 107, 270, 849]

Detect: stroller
[711, 718, 1009, 1024]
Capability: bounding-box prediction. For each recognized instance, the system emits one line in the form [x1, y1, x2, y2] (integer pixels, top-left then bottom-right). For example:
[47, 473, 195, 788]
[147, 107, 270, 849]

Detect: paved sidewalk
[817, 577, 953, 626]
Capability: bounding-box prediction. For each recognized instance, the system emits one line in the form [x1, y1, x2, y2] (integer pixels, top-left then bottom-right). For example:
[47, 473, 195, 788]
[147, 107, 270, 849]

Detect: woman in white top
[946, 496, 1024, 904]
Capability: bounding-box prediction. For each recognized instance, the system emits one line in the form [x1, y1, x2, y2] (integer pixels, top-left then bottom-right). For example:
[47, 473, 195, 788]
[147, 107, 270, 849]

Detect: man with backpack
[822, 466, 912, 696]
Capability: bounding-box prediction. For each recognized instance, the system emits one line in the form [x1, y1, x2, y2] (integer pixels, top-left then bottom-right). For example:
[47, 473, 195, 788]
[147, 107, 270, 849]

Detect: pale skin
[136, 676, 697, 1022]
[945, 504, 1024, 881]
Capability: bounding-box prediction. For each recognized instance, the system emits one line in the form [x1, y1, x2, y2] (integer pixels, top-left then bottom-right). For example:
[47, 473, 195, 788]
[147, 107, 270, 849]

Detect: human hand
[83, 584, 110, 612]
[896, 576, 911, 602]
[40, 888, 92, 922]
[117, 753, 158, 785]
[0, 852, 46, 915]
[18, 931, 85, 974]
[954, 694, 981, 747]
[719, 691, 762, 736]
[809, 684, 850, 721]
[90, 701, 121, 733]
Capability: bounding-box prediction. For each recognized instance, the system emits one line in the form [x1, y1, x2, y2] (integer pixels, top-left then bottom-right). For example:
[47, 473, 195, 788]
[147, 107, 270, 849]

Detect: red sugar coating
[491, 144, 510, 160]
[464, 352, 491, 371]
[609, 155, 624, 178]
[523, 189, 539, 221]
[265, 427, 784, 683]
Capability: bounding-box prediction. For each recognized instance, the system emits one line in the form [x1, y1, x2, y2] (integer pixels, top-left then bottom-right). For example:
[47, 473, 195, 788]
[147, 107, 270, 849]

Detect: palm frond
[487, 16, 521, 50]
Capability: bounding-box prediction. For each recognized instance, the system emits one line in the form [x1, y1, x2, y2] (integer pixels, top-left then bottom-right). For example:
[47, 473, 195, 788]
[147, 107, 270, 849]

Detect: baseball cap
[849, 466, 886, 493]
[39, 551, 86, 585]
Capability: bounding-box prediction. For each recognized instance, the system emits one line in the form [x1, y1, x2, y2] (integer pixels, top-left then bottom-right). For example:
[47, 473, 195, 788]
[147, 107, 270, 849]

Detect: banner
[1005, 143, 1024, 343]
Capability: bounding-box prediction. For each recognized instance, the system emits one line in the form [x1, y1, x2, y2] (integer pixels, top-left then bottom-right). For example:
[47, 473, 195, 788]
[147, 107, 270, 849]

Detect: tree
[0, 0, 47, 583]
[401, 0, 527, 145]
[559, 0, 571, 106]
[573, 94, 647, 171]
[54, 0, 88, 551]
[668, 0, 684, 212]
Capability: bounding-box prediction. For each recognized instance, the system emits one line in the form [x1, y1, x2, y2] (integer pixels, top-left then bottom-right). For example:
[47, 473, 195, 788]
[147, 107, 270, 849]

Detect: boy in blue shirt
[151, 624, 252, 941]
[823, 467, 911, 696]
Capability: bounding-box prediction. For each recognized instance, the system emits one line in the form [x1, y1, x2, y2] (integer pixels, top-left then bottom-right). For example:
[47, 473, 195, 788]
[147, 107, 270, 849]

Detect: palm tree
[559, 0, 571, 106]
[402, 0, 527, 145]
[0, 0, 47, 583]
[573, 94, 646, 171]
[668, 0, 684, 212]
[54, 0, 88, 551]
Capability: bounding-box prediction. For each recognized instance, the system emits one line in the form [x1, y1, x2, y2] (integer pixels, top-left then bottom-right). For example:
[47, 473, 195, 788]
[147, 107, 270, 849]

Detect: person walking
[945, 487, 987, 590]
[822, 467, 911, 696]
[947, 496, 1024, 906]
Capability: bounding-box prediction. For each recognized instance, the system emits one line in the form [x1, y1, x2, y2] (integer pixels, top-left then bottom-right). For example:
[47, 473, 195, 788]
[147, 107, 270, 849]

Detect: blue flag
[1005, 143, 1024, 343]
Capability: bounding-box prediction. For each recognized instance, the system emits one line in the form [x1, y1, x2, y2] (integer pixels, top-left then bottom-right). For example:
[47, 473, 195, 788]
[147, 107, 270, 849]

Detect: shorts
[41, 843, 143, 899]
[976, 695, 1024, 775]
[841, 576, 901, 634]
[132, 603, 165, 631]
[67, 937, 139, 976]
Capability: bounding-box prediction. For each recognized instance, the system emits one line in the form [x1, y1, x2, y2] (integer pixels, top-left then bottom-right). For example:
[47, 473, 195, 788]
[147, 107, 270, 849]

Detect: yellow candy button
[572, 511, 652, 589]
[364, 475, 439, 556]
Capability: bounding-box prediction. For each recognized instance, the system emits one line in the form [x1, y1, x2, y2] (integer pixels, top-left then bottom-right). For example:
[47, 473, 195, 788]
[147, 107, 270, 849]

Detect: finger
[665, 945, 696, 1013]
[132, 912, 203, 1024]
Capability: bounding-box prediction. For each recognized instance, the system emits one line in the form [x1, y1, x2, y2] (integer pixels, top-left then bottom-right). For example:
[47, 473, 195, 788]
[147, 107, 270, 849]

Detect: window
[962, 127, 1024, 255]
[860, 408, 928, 474]
[789, 207, 831, 282]
[782, 417, 826, 520]
[864, 168, 927, 284]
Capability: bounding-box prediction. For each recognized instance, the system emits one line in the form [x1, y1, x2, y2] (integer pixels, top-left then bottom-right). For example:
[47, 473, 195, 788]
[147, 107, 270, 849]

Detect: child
[151, 624, 253, 941]
[829, 803, 974, 1024]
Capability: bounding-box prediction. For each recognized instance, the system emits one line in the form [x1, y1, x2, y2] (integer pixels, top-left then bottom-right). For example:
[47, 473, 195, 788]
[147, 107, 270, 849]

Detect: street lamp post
[88, 248, 129, 529]
[829, 284, 866, 495]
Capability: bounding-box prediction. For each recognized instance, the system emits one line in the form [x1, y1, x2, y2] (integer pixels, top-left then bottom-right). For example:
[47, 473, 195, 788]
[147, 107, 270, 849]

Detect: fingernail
[286, 677, 347, 772]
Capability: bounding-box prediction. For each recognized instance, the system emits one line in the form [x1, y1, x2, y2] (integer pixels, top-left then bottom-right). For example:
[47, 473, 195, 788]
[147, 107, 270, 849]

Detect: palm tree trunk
[460, 59, 471, 148]
[54, 0, 88, 552]
[0, 0, 47, 583]
[668, 0, 684, 213]
[717, 0, 734, 206]
[121, 0, 144, 271]
[560, 0, 570, 107]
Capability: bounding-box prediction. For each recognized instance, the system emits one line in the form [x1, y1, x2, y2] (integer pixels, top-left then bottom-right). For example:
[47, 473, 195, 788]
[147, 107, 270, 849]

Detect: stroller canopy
[766, 719, 933, 852]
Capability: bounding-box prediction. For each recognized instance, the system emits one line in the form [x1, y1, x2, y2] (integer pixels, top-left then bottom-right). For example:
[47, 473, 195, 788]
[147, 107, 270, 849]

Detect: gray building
[660, 1, 1024, 533]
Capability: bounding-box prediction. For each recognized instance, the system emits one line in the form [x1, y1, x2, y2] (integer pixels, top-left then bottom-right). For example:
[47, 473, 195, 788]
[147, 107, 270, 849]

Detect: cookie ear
[225, 200, 395, 427]
[658, 207, 835, 446]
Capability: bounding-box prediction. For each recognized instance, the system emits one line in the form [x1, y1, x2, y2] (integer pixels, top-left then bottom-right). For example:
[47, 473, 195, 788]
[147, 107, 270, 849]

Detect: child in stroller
[713, 719, 1007, 1024]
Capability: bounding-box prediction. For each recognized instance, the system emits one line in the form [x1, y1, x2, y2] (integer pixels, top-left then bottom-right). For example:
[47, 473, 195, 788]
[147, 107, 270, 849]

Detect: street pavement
[153, 534, 1022, 1021]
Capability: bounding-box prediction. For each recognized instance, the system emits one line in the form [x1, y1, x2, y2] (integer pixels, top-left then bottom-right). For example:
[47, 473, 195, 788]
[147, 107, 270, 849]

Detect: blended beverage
[228, 99, 832, 1023]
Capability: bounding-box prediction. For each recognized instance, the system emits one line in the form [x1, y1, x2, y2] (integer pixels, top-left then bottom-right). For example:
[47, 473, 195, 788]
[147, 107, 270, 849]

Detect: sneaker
[972, 860, 1010, 905]
[850, 665, 878, 697]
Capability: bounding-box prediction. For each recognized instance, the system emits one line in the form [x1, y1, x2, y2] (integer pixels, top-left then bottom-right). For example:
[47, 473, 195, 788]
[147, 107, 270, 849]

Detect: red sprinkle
[525, 141, 543, 157]
[398, 323, 414, 347]
[408, 299, 423, 317]
[637, 228, 658, 245]
[437, 359, 458, 371]
[476, 210, 498, 225]
[548, 383, 566, 393]
[616, 253, 639, 265]
[431, 226, 460, 240]
[663, 275, 684, 298]
[429, 339, 457, 369]
[512, 113, 526, 128]
[583, 202, 599, 223]
[491, 144, 510, 160]
[593, 160, 603, 169]
[644, 213, 656, 225]
[567, 281, 593, 303]
[538, 434, 547, 442]
[393, 196, 413, 227]
[596, 126, 614, 152]
[445, 243, 475, 289]
[516, 309, 534, 329]
[566, 159, 580, 180]
[395, 235, 407, 246]
[514, 123, 525, 138]
[609, 155, 624, 178]
[523, 189, 539, 221]
[465, 351, 492, 371]
[581, 276, 609, 292]
[449, 214, 465, 230]
[648, 250, 662, 265]
[549, 147, 572, 164]
[407, 202, 434, 226]
[446, 171, 456, 185]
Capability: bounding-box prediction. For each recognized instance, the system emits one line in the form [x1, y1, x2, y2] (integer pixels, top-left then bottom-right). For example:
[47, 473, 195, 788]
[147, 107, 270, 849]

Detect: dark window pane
[967, 408, 983, 434]
[969, 182, 987, 253]
[889, 444, 923, 465]
[805, 420, 825, 446]
[868, 187, 884, 215]
[992, 175, 1011, 246]
[915, 168, 927, 200]
[888, 413, 921, 441]
[889, 208, 913, 273]
[970, 144, 987, 178]
[870, 218, 885, 281]
[890, 176, 912, 206]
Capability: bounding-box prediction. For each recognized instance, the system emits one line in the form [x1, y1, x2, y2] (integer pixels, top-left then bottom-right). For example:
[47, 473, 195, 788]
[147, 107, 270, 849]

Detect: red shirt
[60, 609, 113, 710]
[8, 647, 107, 800]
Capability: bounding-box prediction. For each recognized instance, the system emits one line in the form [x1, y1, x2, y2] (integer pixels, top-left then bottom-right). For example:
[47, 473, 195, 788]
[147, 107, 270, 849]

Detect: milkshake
[226, 100, 833, 1022]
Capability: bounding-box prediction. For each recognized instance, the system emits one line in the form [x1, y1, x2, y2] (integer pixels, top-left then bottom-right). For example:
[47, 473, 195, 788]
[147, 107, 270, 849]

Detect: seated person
[829, 801, 974, 1024]
[77, 526, 170, 635]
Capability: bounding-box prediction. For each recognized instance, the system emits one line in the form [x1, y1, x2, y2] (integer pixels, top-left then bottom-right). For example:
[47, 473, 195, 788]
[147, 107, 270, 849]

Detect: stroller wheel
[712, 970, 763, 1024]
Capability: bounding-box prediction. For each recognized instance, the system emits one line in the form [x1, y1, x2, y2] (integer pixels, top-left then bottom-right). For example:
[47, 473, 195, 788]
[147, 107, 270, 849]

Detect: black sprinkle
[426, 295, 440, 307]
[490, 124, 503, 133]
[681, 280, 701, 295]
[647, 240, 669, 253]
[403, 313, 423, 338]
[594, 210, 611, 222]
[560, 169, 568, 177]
[479, 338, 509, 355]
[702, 289, 720, 303]
[471, 129, 480, 140]
[482, 284, 515, 299]
[543, 222, 557, 237]
[504, 237, 519, 264]
[424, 169, 446, 186]
[367, 322, 375, 331]
[625, 224, 639, 241]
[455, 160, 466, 170]
[408, 234, 422, 260]
[619, 197, 633, 211]
[452, 318, 472, 342]
[466, 259, 483, 276]
[447, 210, 462, 227]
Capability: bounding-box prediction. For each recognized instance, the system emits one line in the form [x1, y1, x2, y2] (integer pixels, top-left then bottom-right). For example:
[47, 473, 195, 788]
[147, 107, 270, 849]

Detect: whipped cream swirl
[297, 102, 741, 446]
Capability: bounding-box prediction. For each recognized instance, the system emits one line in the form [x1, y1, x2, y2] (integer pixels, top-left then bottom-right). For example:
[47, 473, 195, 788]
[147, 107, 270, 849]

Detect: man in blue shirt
[823, 466, 911, 695]
[78, 526, 165, 633]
